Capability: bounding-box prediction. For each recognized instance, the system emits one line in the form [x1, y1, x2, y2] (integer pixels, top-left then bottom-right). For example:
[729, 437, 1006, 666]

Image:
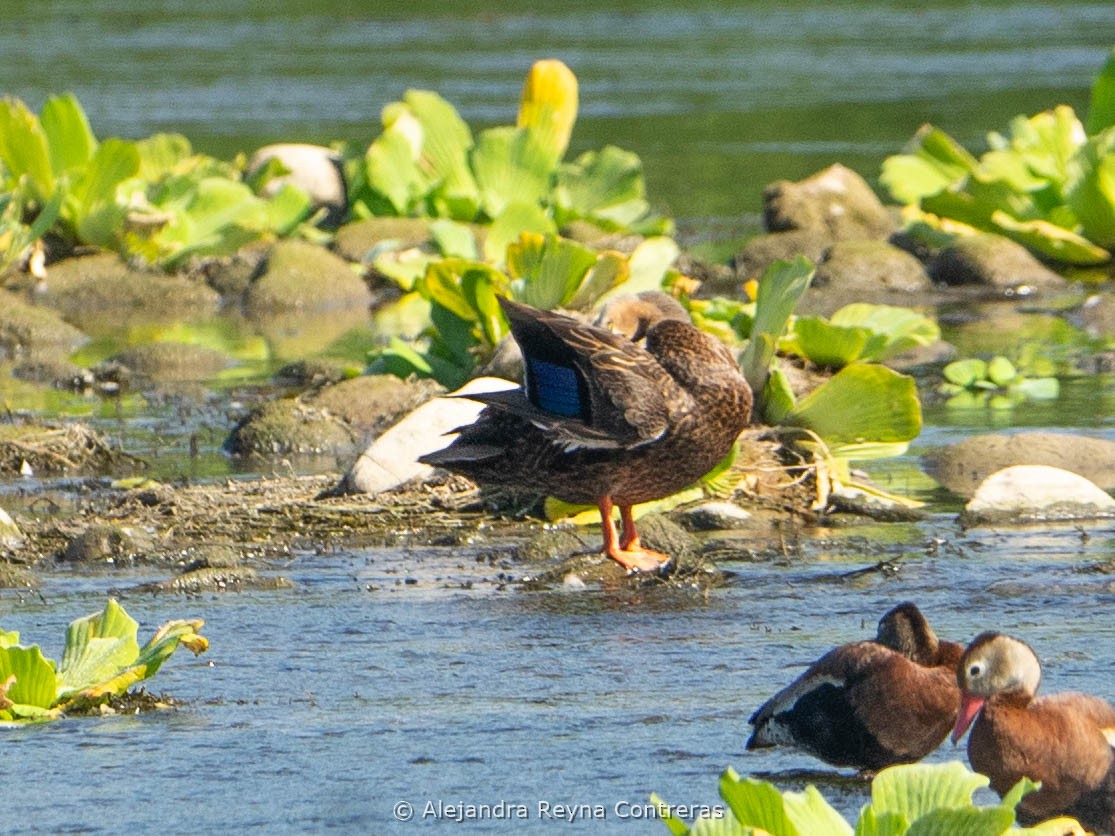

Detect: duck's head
[875, 602, 939, 666]
[595, 291, 689, 342]
[951, 632, 1041, 743]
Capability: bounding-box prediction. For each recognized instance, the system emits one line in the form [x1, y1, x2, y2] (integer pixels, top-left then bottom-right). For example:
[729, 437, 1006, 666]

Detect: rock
[1081, 292, 1115, 339]
[335, 376, 516, 495]
[676, 501, 753, 531]
[60, 524, 156, 565]
[128, 565, 294, 594]
[332, 217, 436, 263]
[733, 229, 832, 282]
[225, 400, 359, 457]
[674, 252, 738, 296]
[107, 342, 231, 382]
[926, 432, 1115, 497]
[307, 375, 444, 437]
[763, 164, 897, 241]
[927, 233, 1067, 292]
[273, 359, 350, 389]
[0, 504, 22, 547]
[245, 239, 371, 315]
[520, 528, 589, 563]
[0, 289, 88, 361]
[40, 253, 220, 331]
[961, 465, 1115, 525]
[815, 240, 934, 294]
[246, 143, 347, 226]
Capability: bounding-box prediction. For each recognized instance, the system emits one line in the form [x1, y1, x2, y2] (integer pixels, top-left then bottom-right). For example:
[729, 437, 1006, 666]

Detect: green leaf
[399, 89, 478, 208]
[41, 93, 97, 177]
[828, 304, 941, 362]
[868, 762, 989, 823]
[263, 182, 313, 236]
[555, 145, 650, 228]
[853, 806, 908, 836]
[786, 317, 871, 368]
[1087, 45, 1115, 134]
[617, 235, 680, 296]
[881, 125, 979, 204]
[58, 598, 140, 696]
[0, 97, 54, 201]
[430, 219, 479, 259]
[782, 786, 852, 836]
[905, 807, 1015, 836]
[0, 630, 19, 649]
[71, 137, 140, 247]
[1065, 129, 1115, 251]
[718, 768, 799, 836]
[366, 124, 430, 215]
[738, 256, 815, 396]
[762, 368, 797, 425]
[472, 126, 555, 219]
[784, 365, 922, 445]
[506, 232, 598, 310]
[483, 201, 556, 263]
[565, 250, 629, 311]
[0, 644, 58, 710]
[648, 793, 692, 836]
[1011, 377, 1060, 400]
[986, 356, 1017, 387]
[990, 210, 1110, 265]
[134, 133, 194, 181]
[944, 358, 988, 387]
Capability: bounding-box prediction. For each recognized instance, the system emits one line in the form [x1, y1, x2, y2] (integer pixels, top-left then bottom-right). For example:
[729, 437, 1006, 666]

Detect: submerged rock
[129, 565, 294, 594]
[332, 217, 436, 263]
[961, 465, 1115, 526]
[107, 341, 231, 383]
[60, 523, 157, 565]
[927, 432, 1115, 497]
[676, 501, 753, 531]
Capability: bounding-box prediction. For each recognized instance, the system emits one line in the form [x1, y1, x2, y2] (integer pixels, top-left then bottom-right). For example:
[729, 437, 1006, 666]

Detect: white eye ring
[967, 662, 983, 678]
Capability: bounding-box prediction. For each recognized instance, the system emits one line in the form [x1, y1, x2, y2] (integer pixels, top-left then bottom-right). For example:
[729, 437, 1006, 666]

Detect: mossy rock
[307, 374, 444, 437]
[733, 229, 832, 283]
[763, 164, 897, 241]
[41, 253, 220, 331]
[245, 239, 371, 315]
[0, 289, 89, 361]
[225, 399, 359, 456]
[927, 232, 1067, 291]
[332, 217, 437, 262]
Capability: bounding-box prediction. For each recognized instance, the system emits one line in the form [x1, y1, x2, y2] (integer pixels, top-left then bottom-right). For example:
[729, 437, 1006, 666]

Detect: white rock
[246, 143, 347, 224]
[0, 505, 21, 546]
[337, 376, 517, 496]
[962, 464, 1115, 525]
[677, 501, 752, 531]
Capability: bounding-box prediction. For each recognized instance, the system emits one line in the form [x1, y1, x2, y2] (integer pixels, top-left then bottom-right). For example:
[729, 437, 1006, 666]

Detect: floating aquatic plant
[939, 354, 1060, 410]
[881, 45, 1115, 266]
[653, 761, 1082, 835]
[0, 598, 207, 722]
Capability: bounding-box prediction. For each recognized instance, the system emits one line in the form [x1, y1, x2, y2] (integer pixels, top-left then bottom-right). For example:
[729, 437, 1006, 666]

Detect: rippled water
[6, 2, 1115, 833]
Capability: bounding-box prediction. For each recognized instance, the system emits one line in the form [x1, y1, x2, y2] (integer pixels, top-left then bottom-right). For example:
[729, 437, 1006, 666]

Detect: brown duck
[420, 292, 753, 572]
[952, 632, 1115, 832]
[747, 602, 963, 771]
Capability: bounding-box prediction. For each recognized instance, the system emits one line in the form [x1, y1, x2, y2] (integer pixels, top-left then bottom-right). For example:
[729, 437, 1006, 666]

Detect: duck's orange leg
[598, 497, 669, 572]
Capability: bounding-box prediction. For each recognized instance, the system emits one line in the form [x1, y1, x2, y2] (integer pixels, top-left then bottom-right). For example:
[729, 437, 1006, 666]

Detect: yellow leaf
[517, 59, 578, 164]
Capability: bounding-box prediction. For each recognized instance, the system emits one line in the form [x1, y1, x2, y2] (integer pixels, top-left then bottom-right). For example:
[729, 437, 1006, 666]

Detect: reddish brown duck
[747, 603, 963, 771]
[420, 293, 752, 573]
[952, 632, 1115, 832]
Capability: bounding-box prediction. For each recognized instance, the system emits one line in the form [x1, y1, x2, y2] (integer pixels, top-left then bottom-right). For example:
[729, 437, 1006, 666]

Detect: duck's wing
[500, 298, 687, 449]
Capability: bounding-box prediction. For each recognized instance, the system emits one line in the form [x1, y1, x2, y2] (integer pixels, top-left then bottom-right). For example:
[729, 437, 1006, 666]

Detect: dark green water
[5, 3, 1115, 833]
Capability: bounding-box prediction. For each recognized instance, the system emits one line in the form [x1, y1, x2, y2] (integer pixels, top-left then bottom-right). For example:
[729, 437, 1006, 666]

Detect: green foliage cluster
[881, 45, 1115, 266]
[0, 599, 207, 722]
[940, 353, 1060, 410]
[0, 94, 313, 269]
[655, 761, 1080, 836]
[344, 59, 670, 237]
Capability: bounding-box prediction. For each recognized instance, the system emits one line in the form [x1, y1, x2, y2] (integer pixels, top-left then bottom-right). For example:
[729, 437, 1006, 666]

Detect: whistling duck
[747, 602, 963, 771]
[420, 293, 753, 573]
[952, 631, 1115, 832]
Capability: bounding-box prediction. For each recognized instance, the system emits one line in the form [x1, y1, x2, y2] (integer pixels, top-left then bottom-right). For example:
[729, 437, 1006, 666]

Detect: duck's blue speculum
[526, 357, 585, 419]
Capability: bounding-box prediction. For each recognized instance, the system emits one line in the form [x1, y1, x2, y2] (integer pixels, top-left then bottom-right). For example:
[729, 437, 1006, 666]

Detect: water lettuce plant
[939, 354, 1060, 410]
[0, 94, 314, 268]
[880, 45, 1115, 266]
[0, 598, 207, 722]
[346, 59, 670, 237]
[782, 304, 940, 370]
[653, 761, 1082, 835]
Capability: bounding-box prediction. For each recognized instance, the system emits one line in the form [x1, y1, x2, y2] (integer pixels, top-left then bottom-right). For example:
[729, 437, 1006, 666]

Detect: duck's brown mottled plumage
[420, 293, 753, 571]
[747, 603, 963, 771]
[953, 632, 1115, 832]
